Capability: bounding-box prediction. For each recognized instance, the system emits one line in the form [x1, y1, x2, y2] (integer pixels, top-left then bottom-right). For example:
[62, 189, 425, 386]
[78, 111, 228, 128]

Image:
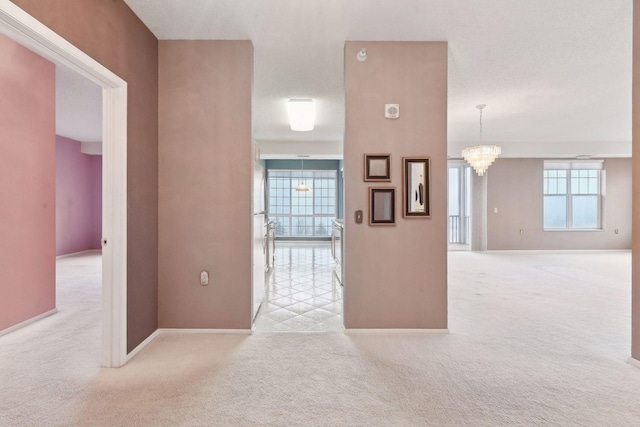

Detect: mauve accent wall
[632, 0, 640, 360]
[11, 0, 159, 352]
[487, 158, 632, 250]
[159, 41, 253, 329]
[91, 154, 102, 249]
[0, 34, 55, 331]
[56, 135, 102, 256]
[344, 41, 448, 329]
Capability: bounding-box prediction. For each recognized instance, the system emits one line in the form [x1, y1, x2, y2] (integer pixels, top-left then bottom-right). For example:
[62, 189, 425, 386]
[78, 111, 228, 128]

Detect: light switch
[355, 210, 363, 224]
[494, 207, 498, 213]
[200, 271, 209, 286]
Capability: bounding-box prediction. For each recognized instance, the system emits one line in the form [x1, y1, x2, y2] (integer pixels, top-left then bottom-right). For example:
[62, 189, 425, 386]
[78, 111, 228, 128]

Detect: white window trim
[543, 160, 604, 231]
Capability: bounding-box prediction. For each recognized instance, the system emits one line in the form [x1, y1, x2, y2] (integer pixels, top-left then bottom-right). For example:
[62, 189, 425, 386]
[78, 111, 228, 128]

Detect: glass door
[448, 162, 471, 247]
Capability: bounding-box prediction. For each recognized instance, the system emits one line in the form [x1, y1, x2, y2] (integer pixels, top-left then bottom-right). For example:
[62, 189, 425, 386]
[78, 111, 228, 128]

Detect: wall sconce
[287, 99, 315, 131]
[357, 48, 367, 62]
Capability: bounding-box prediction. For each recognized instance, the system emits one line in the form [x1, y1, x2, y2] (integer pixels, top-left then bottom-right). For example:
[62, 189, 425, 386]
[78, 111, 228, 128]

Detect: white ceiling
[55, 64, 102, 144]
[75, 0, 631, 158]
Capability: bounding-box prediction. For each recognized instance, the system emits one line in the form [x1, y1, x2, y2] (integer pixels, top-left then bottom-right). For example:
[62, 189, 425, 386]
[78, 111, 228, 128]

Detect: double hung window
[543, 161, 602, 230]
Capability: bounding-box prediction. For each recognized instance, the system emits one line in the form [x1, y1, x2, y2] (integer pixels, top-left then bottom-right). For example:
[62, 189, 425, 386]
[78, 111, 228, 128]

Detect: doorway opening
[0, 2, 128, 367]
[448, 161, 472, 250]
[252, 157, 345, 332]
[54, 64, 104, 363]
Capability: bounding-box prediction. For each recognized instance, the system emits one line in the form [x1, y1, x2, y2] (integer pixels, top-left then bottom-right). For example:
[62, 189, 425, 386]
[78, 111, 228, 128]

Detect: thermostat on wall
[385, 104, 399, 119]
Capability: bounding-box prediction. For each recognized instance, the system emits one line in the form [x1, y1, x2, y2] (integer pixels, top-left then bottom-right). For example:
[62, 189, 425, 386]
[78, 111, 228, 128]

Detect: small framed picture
[364, 154, 391, 181]
[402, 157, 430, 218]
[369, 187, 396, 226]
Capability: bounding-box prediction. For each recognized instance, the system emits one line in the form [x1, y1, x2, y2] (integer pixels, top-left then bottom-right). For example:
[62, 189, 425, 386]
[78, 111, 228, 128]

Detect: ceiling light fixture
[296, 156, 310, 192]
[462, 104, 501, 176]
[357, 48, 367, 62]
[287, 99, 315, 131]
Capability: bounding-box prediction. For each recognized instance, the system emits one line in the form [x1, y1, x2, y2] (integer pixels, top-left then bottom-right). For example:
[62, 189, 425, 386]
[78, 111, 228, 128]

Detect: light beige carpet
[1, 250, 640, 426]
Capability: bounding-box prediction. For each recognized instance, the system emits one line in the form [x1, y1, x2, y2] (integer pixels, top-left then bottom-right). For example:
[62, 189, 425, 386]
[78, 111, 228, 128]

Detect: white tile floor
[253, 242, 344, 333]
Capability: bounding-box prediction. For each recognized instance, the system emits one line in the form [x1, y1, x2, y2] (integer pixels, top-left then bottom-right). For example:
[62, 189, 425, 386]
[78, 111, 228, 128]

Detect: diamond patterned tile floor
[253, 242, 344, 333]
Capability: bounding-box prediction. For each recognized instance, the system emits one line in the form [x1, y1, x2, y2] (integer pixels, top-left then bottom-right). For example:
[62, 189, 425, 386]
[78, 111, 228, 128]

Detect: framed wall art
[369, 187, 396, 226]
[364, 154, 391, 181]
[402, 157, 430, 218]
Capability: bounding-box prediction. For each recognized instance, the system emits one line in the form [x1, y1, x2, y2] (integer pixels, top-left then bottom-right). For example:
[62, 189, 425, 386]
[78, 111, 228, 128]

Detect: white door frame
[0, 1, 128, 367]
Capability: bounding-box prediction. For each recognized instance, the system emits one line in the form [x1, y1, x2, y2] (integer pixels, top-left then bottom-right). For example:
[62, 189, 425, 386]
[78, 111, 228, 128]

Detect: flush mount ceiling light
[462, 104, 501, 176]
[287, 99, 315, 131]
[296, 156, 310, 191]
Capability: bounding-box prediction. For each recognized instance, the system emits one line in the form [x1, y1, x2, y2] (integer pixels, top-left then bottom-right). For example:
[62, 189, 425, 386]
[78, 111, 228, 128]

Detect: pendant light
[461, 104, 501, 176]
[296, 158, 310, 192]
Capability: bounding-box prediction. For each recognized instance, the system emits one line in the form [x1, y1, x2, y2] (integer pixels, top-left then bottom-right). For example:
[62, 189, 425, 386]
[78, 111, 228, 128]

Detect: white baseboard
[125, 328, 253, 363]
[56, 249, 102, 259]
[628, 357, 640, 369]
[125, 329, 159, 363]
[0, 308, 58, 337]
[344, 328, 450, 335]
[159, 328, 252, 335]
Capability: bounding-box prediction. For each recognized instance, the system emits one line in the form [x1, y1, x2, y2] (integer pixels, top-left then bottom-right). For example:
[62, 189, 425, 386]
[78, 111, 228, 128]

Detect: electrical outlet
[200, 271, 209, 286]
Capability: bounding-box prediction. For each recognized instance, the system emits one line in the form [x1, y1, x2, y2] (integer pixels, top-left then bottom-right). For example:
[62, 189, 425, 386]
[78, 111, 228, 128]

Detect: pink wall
[632, 0, 640, 360]
[487, 158, 632, 250]
[55, 135, 102, 256]
[0, 34, 55, 331]
[12, 0, 160, 352]
[344, 42, 448, 329]
[158, 41, 253, 328]
[91, 154, 102, 249]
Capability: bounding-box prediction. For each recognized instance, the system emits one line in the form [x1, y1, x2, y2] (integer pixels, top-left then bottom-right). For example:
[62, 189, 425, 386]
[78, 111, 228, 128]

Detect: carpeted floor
[1, 250, 640, 426]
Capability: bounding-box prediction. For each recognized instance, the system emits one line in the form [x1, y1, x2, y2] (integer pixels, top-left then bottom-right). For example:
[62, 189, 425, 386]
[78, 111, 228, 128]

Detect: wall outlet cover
[200, 270, 209, 286]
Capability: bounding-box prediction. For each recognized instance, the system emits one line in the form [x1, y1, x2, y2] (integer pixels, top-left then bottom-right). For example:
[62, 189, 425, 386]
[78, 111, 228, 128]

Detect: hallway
[253, 242, 343, 333]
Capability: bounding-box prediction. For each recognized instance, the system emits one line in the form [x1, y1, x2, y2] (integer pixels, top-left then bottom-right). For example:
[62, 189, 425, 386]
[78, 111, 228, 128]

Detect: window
[268, 170, 337, 237]
[543, 161, 602, 230]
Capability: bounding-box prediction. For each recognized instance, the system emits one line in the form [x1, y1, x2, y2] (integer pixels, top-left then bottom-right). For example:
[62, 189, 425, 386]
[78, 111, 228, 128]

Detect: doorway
[0, 3, 128, 367]
[54, 64, 104, 361]
[448, 161, 472, 250]
[252, 158, 345, 332]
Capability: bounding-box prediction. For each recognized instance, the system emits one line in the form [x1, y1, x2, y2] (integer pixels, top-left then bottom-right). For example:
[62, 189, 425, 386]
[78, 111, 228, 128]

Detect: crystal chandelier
[461, 104, 501, 176]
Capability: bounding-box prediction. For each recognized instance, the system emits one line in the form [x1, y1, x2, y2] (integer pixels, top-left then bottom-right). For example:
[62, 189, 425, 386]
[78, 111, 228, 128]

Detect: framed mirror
[402, 157, 430, 218]
[364, 154, 391, 181]
[369, 187, 396, 225]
